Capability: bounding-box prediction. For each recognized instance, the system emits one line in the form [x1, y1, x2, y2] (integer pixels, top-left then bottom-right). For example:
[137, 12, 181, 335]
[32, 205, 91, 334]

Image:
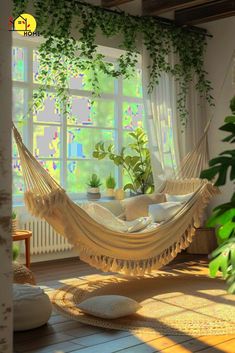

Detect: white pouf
[13, 283, 52, 331]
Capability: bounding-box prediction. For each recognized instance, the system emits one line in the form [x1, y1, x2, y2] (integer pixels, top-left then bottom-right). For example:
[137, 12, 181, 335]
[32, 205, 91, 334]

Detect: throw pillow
[121, 193, 166, 221]
[77, 295, 141, 319]
[166, 192, 194, 203]
[149, 201, 182, 222]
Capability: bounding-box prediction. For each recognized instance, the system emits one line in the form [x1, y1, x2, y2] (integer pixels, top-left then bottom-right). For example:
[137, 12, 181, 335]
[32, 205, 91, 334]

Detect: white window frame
[12, 38, 144, 205]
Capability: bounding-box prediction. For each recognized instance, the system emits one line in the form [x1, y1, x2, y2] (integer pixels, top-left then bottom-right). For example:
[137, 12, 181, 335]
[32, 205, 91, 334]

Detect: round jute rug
[50, 274, 235, 336]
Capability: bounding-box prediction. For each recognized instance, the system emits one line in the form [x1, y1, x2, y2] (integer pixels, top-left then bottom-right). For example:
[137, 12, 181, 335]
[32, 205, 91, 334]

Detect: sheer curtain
[142, 46, 207, 189]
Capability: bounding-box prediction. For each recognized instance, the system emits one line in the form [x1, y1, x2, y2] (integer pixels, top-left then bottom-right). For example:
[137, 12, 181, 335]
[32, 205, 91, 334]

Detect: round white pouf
[13, 283, 52, 331]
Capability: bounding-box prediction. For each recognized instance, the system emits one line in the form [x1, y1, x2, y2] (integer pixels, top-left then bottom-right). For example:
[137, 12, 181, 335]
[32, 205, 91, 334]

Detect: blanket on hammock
[81, 202, 154, 233]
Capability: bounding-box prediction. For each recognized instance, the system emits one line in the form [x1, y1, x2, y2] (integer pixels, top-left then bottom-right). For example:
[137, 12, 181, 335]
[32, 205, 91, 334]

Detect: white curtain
[142, 46, 207, 189]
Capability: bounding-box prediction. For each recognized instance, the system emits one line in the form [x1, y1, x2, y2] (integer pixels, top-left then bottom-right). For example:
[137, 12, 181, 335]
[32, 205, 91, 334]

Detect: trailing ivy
[13, 0, 213, 125]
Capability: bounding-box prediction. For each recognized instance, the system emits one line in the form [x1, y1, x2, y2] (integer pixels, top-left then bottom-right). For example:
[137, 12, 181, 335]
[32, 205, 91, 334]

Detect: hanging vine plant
[13, 0, 214, 125]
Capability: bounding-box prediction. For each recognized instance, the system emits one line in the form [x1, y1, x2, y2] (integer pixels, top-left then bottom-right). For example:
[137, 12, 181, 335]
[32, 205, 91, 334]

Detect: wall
[0, 1, 13, 352]
[203, 17, 235, 212]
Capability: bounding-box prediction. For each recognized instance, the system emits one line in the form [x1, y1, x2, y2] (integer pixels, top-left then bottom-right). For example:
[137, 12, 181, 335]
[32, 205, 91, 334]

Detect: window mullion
[117, 75, 123, 188]
[27, 47, 34, 152]
[61, 102, 67, 190]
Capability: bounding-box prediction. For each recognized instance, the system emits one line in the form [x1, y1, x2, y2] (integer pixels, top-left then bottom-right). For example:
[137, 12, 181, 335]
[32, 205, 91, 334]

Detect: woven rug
[50, 274, 235, 336]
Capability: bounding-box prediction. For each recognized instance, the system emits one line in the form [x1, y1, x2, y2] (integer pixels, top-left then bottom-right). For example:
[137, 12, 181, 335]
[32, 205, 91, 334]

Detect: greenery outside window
[12, 40, 145, 203]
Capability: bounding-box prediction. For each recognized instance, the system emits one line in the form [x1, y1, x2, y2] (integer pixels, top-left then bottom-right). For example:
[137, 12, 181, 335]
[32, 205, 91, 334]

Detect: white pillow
[77, 295, 141, 319]
[149, 201, 182, 222]
[166, 192, 194, 203]
[82, 202, 151, 232]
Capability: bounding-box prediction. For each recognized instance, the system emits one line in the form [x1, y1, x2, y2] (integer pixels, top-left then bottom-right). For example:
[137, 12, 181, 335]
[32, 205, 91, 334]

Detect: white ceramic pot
[88, 187, 100, 194]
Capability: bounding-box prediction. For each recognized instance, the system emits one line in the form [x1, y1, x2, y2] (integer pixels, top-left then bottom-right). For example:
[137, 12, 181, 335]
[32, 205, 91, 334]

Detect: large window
[12, 41, 145, 201]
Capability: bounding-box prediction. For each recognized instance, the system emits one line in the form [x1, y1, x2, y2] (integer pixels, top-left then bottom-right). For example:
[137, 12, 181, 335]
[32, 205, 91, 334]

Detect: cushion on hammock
[166, 192, 194, 203]
[121, 193, 166, 221]
[77, 295, 141, 319]
[149, 201, 182, 222]
[82, 202, 151, 232]
[13, 283, 52, 331]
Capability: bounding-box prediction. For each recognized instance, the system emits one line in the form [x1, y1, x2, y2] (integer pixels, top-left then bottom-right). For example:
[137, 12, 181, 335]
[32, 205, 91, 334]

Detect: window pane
[33, 50, 40, 83]
[39, 160, 61, 184]
[33, 92, 61, 123]
[67, 128, 114, 159]
[123, 102, 144, 130]
[12, 47, 26, 81]
[12, 160, 24, 195]
[122, 130, 136, 155]
[33, 125, 61, 158]
[67, 97, 114, 128]
[33, 50, 55, 85]
[67, 160, 115, 193]
[13, 87, 25, 122]
[69, 67, 114, 93]
[123, 69, 142, 98]
[12, 123, 23, 158]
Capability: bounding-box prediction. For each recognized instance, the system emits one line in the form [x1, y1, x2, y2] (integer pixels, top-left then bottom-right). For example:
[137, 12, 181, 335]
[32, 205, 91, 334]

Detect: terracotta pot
[106, 188, 115, 197]
[115, 188, 125, 200]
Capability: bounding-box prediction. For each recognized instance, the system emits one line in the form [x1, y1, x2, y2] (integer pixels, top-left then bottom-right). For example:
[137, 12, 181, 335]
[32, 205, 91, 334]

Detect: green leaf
[123, 183, 135, 191]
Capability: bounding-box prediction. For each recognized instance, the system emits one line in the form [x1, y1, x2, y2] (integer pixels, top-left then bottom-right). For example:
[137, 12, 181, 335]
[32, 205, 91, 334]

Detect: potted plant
[93, 128, 154, 194]
[106, 174, 116, 198]
[12, 210, 18, 234]
[87, 173, 102, 200]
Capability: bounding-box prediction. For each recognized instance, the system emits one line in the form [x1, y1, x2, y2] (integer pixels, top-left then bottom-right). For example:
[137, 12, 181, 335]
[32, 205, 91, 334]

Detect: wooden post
[0, 1, 13, 352]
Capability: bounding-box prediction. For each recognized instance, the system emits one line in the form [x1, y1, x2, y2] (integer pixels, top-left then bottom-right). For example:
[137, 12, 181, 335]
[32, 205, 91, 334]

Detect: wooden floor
[14, 255, 235, 353]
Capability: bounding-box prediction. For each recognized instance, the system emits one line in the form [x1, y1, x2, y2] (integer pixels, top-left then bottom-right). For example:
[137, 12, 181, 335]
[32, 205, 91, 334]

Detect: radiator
[21, 217, 73, 255]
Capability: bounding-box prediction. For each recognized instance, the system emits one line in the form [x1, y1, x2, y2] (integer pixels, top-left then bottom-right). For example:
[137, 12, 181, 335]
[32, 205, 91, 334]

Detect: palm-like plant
[200, 96, 235, 293]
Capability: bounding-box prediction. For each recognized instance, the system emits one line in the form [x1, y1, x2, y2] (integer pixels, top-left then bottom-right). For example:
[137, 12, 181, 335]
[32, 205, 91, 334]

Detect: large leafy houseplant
[93, 128, 154, 194]
[200, 96, 235, 293]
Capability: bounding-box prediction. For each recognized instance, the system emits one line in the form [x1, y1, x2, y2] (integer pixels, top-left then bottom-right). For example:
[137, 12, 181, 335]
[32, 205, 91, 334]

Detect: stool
[12, 230, 32, 268]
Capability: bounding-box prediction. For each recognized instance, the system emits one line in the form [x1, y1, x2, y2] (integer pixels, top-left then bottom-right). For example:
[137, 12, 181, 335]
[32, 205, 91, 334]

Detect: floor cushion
[77, 295, 141, 319]
[13, 283, 52, 331]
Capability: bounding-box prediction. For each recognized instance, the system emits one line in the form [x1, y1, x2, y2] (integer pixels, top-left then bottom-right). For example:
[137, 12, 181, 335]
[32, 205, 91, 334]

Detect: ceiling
[97, 0, 235, 25]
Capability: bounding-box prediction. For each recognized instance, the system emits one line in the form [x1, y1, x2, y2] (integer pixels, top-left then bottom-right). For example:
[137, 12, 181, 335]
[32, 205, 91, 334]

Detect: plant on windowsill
[106, 174, 116, 198]
[93, 128, 154, 195]
[200, 95, 235, 293]
[87, 174, 102, 201]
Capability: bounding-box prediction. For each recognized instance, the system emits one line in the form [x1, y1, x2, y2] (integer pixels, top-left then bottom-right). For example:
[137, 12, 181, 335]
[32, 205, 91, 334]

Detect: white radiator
[21, 217, 73, 255]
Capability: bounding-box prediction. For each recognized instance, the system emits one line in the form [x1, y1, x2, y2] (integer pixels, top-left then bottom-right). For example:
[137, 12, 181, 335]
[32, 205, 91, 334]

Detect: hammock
[13, 124, 219, 276]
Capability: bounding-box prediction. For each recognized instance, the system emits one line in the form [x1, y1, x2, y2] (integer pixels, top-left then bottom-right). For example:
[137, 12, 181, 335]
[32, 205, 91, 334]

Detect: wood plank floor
[14, 255, 235, 353]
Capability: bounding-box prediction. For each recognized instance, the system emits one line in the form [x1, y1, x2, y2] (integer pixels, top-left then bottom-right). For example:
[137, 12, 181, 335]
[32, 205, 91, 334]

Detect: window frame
[12, 38, 144, 205]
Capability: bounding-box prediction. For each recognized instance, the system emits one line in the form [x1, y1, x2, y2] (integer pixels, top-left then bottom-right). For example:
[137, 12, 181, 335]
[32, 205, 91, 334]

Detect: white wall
[203, 17, 235, 211]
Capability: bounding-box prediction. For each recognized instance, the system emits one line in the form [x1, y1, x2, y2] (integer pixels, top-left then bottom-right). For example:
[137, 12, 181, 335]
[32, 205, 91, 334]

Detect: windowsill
[13, 194, 124, 208]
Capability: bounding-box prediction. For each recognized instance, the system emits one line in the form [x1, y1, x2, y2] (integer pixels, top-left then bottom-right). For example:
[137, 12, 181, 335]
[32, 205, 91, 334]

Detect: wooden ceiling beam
[175, 0, 235, 25]
[101, 0, 134, 7]
[142, 0, 213, 16]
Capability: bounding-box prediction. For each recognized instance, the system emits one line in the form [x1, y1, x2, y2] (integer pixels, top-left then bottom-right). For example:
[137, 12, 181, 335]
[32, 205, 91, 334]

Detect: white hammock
[13, 124, 219, 276]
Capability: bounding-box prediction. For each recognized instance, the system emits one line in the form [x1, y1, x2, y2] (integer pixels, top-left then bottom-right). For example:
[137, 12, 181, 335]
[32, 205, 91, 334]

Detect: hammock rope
[13, 124, 219, 276]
